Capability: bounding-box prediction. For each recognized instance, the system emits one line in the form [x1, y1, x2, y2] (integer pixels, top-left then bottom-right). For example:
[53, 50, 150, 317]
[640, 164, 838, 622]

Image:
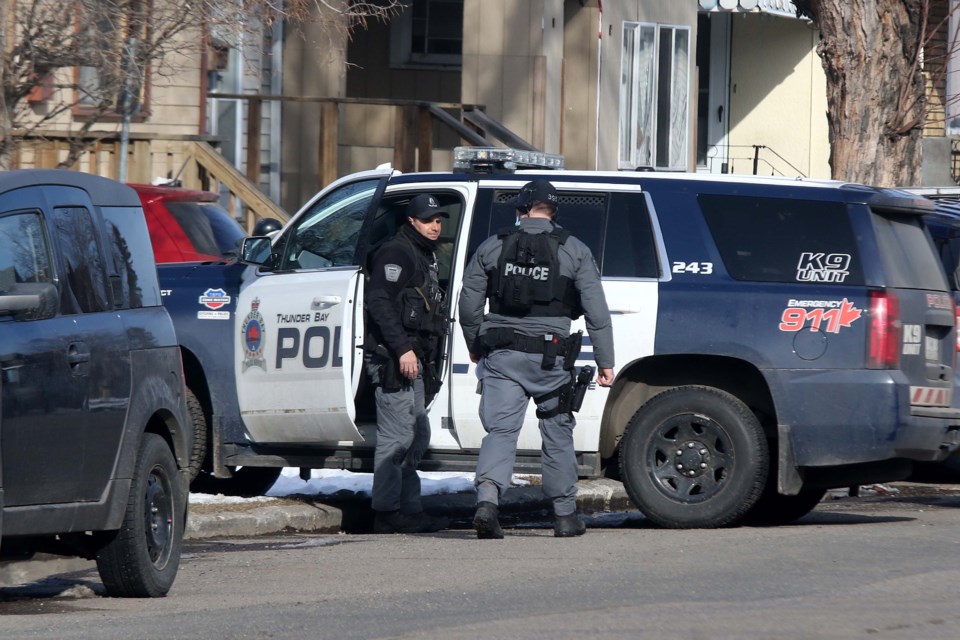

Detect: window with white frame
[390, 0, 463, 68]
[619, 23, 690, 170]
[76, 4, 151, 118]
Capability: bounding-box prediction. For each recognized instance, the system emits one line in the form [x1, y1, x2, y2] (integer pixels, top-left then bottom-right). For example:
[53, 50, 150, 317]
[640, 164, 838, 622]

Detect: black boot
[473, 501, 504, 539]
[554, 513, 586, 538]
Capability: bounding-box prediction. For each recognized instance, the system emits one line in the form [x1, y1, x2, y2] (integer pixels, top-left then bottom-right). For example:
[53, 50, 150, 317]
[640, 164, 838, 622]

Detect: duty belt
[479, 328, 582, 370]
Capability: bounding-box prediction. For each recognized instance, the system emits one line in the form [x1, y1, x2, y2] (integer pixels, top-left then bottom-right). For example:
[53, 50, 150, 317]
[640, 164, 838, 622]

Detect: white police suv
[230, 148, 960, 528]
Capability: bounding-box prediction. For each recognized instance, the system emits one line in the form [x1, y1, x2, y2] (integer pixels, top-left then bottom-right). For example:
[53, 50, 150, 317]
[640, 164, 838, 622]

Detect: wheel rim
[143, 463, 174, 567]
[645, 412, 735, 504]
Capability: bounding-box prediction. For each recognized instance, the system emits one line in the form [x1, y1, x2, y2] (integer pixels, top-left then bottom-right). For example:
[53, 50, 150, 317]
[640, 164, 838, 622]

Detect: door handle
[67, 343, 91, 370]
[312, 296, 342, 308]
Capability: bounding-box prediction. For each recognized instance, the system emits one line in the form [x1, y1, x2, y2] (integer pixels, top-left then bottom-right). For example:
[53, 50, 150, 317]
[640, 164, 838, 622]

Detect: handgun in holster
[374, 344, 405, 392]
[536, 364, 594, 419]
[569, 365, 595, 413]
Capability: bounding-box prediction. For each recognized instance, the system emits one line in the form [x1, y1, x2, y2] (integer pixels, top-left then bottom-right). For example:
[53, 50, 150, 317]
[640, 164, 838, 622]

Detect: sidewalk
[185, 477, 633, 540]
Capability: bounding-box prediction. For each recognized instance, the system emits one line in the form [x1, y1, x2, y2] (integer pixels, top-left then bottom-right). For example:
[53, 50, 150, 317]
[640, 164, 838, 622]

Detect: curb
[185, 502, 343, 540]
[185, 478, 633, 539]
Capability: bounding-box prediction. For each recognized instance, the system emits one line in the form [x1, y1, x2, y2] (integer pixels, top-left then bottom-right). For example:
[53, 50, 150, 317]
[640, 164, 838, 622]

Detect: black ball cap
[408, 193, 449, 219]
[509, 179, 559, 211]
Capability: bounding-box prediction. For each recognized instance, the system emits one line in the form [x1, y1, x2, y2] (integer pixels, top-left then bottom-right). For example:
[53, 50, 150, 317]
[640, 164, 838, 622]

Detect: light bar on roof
[453, 146, 564, 173]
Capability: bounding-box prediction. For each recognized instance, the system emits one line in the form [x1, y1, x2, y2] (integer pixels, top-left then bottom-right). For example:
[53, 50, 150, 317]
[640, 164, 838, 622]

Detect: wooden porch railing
[11, 97, 534, 231]
[9, 131, 288, 231]
[207, 93, 533, 190]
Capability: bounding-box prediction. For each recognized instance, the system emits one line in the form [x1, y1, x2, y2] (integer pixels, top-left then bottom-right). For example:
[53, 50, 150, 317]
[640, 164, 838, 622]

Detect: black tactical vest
[487, 225, 581, 318]
[396, 236, 446, 338]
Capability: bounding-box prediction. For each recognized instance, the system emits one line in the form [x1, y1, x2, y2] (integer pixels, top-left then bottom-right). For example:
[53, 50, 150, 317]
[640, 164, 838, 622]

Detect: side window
[280, 178, 381, 271]
[602, 193, 660, 278]
[0, 211, 54, 294]
[931, 231, 960, 292]
[469, 188, 606, 264]
[100, 206, 163, 308]
[699, 195, 864, 285]
[53, 206, 111, 313]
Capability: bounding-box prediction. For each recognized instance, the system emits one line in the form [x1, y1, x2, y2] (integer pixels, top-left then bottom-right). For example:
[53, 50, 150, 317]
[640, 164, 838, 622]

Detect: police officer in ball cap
[459, 178, 615, 539]
[365, 193, 450, 534]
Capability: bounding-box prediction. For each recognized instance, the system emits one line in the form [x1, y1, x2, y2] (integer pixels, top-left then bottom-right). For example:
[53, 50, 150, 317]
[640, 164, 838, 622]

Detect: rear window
[699, 194, 864, 285]
[468, 187, 660, 279]
[165, 201, 245, 258]
[873, 211, 947, 291]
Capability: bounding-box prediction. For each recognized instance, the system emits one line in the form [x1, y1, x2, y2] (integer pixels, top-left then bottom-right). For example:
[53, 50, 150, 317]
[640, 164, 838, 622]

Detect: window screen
[699, 194, 864, 285]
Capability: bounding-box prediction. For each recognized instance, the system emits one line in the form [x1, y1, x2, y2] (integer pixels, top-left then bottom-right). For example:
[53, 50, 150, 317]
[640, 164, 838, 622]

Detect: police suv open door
[236, 170, 391, 443]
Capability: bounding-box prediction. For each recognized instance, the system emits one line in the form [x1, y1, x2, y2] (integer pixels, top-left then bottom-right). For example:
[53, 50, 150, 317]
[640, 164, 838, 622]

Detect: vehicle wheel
[619, 386, 769, 529]
[190, 466, 283, 497]
[601, 451, 622, 480]
[185, 388, 207, 482]
[741, 467, 826, 526]
[96, 433, 185, 597]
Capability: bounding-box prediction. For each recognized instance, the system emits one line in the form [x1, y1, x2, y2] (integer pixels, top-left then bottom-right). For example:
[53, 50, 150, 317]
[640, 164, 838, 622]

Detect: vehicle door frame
[233, 169, 392, 444]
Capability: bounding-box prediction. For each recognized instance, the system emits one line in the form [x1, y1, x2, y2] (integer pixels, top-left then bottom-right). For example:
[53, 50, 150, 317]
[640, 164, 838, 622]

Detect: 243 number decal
[671, 261, 714, 275]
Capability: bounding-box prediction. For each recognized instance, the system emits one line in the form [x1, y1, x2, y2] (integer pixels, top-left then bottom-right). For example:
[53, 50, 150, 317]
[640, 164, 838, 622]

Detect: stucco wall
[727, 14, 829, 179]
[461, 0, 564, 153]
[560, 0, 598, 170]
[281, 10, 348, 211]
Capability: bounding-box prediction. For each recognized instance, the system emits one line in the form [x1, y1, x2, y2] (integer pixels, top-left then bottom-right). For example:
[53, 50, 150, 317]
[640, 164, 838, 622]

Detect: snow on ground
[189, 468, 526, 505]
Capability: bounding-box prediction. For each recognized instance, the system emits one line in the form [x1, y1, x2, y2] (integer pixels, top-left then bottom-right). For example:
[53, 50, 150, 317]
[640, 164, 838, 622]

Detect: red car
[131, 183, 246, 263]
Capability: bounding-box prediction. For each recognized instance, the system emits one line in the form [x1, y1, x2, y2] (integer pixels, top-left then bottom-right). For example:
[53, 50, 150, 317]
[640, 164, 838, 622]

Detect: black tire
[96, 433, 185, 597]
[742, 485, 827, 526]
[600, 452, 622, 480]
[619, 386, 769, 528]
[185, 388, 207, 482]
[190, 465, 283, 498]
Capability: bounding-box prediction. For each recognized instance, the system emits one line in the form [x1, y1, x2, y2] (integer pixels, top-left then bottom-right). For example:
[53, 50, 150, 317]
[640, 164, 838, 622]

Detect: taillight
[868, 290, 901, 369]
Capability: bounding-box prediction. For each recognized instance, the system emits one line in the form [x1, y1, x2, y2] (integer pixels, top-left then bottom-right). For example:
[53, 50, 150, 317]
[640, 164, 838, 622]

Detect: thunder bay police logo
[241, 298, 266, 372]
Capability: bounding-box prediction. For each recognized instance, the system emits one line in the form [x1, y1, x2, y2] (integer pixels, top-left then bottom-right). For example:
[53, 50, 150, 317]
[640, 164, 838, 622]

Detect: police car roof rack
[453, 146, 564, 176]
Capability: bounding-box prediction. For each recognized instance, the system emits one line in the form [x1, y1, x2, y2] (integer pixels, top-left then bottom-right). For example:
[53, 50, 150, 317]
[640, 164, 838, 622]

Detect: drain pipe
[594, 0, 603, 170]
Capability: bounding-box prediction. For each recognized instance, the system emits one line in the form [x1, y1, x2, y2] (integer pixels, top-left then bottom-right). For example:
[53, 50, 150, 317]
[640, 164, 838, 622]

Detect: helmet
[252, 217, 283, 236]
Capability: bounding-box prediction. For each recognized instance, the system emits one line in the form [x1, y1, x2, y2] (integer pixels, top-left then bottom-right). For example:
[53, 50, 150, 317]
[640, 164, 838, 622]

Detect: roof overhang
[698, 0, 802, 19]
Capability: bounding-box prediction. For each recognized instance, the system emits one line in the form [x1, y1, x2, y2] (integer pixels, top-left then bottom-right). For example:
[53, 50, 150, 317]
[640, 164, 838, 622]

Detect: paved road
[1, 487, 960, 639]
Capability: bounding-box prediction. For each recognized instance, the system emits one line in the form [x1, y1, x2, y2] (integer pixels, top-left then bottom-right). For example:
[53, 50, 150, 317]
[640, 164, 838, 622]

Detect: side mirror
[239, 236, 276, 268]
[0, 282, 58, 321]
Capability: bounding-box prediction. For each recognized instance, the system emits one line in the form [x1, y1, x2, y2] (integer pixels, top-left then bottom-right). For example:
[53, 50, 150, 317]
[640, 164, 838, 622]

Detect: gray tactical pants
[475, 349, 578, 517]
[365, 352, 431, 513]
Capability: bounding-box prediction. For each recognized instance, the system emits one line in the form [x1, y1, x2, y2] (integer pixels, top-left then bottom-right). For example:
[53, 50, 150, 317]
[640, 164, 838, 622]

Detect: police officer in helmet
[365, 193, 450, 534]
[459, 179, 615, 539]
[252, 217, 283, 237]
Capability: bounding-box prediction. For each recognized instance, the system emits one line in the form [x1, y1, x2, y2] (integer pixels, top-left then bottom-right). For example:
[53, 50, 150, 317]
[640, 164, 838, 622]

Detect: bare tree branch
[0, 0, 406, 170]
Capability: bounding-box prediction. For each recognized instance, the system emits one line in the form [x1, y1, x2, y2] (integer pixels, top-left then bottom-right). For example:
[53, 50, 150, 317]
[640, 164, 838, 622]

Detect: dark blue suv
[227, 156, 960, 528]
[910, 197, 960, 480]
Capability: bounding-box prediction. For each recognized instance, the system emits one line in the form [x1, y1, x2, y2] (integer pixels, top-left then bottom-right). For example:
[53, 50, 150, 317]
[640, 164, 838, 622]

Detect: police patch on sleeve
[384, 264, 402, 282]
